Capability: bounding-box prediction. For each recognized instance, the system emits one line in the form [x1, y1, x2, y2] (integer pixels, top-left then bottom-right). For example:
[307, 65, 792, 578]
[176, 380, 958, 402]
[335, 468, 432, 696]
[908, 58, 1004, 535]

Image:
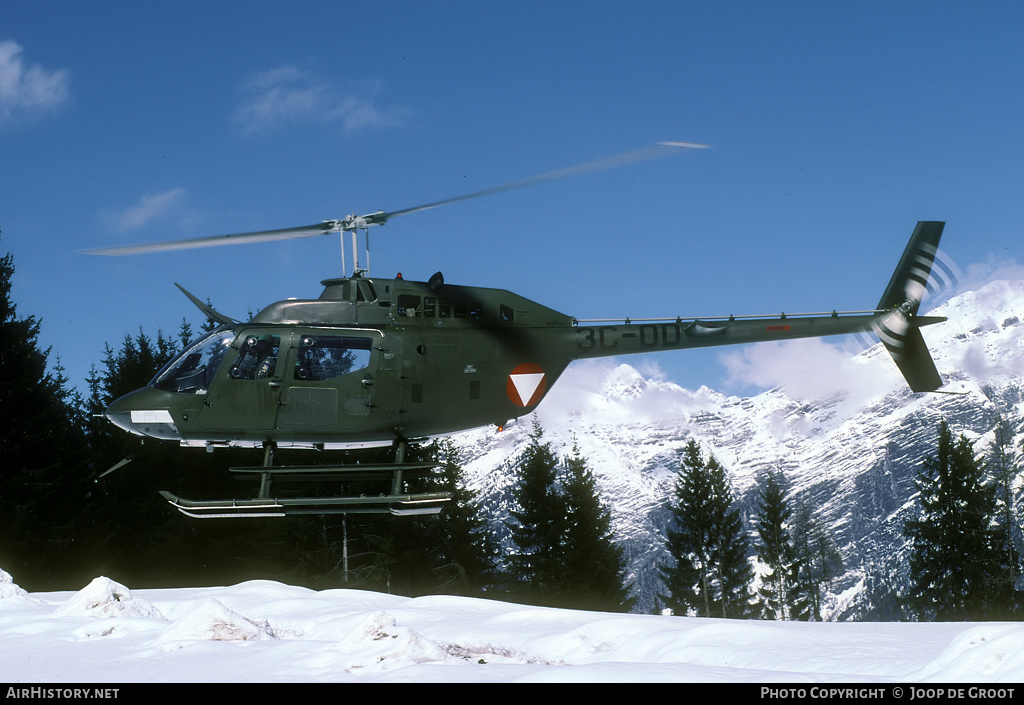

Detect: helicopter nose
[104, 388, 182, 441]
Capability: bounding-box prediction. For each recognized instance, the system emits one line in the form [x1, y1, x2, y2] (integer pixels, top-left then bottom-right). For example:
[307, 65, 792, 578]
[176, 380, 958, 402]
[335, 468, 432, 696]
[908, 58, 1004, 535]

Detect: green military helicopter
[91, 142, 947, 518]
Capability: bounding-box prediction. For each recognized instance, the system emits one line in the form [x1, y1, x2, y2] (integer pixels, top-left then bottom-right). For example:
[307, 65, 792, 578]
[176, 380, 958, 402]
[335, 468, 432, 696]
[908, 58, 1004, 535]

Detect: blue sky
[3, 1, 1023, 400]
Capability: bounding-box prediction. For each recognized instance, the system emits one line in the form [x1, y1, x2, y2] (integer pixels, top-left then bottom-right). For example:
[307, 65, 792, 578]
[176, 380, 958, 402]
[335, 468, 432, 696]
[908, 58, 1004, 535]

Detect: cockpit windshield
[150, 329, 234, 393]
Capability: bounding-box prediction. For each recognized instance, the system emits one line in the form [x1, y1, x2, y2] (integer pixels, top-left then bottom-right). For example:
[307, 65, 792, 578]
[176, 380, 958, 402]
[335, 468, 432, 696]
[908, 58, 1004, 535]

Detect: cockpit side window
[150, 330, 234, 393]
[229, 335, 281, 380]
[294, 335, 372, 381]
[357, 280, 377, 303]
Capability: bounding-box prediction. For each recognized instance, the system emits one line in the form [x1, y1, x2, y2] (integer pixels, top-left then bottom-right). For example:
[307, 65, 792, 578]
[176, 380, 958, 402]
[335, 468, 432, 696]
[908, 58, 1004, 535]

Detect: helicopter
[90, 142, 947, 518]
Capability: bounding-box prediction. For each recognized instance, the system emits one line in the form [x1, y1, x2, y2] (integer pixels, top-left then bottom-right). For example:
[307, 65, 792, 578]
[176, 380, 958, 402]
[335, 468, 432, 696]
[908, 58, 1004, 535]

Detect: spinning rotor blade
[86, 141, 708, 256]
[381, 140, 710, 221]
[86, 221, 340, 256]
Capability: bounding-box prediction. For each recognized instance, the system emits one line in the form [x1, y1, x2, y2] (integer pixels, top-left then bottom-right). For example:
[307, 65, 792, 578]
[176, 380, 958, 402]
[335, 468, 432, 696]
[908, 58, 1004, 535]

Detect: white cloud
[112, 187, 188, 231]
[719, 338, 894, 401]
[961, 254, 1024, 294]
[234, 65, 405, 135]
[0, 41, 71, 125]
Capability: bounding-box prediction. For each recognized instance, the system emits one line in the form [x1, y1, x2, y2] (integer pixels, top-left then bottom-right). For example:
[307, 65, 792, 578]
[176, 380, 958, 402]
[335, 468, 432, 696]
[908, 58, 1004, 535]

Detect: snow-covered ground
[2, 571, 1023, 684]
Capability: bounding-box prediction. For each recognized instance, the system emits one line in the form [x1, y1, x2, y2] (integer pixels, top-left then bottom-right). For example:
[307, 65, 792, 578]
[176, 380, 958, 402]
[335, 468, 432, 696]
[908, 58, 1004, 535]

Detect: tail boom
[565, 221, 948, 394]
[570, 311, 878, 360]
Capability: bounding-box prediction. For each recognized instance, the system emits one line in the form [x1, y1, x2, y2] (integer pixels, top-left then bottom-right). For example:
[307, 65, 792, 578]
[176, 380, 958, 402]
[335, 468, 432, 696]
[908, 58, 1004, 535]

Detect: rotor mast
[324, 211, 389, 277]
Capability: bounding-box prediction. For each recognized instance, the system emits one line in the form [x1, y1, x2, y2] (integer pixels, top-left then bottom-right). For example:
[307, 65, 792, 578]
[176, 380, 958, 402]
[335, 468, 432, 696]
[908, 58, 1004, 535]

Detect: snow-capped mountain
[450, 279, 1024, 619]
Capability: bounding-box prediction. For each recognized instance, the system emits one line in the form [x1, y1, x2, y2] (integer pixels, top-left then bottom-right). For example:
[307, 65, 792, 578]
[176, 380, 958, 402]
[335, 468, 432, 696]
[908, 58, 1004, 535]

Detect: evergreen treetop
[904, 421, 1008, 620]
[506, 419, 565, 597]
[505, 422, 633, 611]
[754, 471, 809, 621]
[560, 439, 634, 612]
[0, 244, 90, 588]
[660, 439, 752, 618]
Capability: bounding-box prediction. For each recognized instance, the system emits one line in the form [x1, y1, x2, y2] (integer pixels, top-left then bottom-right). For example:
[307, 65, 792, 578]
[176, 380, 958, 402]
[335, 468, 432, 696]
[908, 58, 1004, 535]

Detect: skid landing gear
[160, 441, 451, 519]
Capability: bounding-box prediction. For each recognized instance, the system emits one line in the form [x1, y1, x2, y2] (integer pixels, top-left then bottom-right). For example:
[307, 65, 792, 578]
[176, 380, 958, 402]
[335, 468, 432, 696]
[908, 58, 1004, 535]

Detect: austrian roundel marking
[507, 363, 547, 407]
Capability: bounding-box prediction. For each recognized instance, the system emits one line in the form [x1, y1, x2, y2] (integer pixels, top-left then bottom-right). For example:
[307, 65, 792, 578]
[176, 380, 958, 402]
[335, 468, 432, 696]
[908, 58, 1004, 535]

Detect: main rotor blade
[86, 140, 708, 256]
[85, 221, 337, 255]
[378, 140, 710, 222]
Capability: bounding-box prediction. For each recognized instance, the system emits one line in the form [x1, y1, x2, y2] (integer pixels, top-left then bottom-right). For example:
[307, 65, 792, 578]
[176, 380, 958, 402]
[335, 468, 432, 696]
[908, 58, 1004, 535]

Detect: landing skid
[159, 489, 452, 518]
[160, 442, 452, 519]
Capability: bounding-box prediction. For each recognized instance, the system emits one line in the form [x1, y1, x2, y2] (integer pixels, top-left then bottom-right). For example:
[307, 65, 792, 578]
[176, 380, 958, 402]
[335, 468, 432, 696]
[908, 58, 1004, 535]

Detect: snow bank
[52, 576, 164, 620]
[912, 624, 1024, 682]
[2, 572, 1023, 683]
[0, 569, 26, 600]
[148, 597, 271, 649]
[322, 610, 453, 673]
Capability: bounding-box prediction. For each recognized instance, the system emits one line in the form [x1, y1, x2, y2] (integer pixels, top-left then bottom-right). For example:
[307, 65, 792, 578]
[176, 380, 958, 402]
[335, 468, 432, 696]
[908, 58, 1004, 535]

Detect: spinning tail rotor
[871, 221, 946, 392]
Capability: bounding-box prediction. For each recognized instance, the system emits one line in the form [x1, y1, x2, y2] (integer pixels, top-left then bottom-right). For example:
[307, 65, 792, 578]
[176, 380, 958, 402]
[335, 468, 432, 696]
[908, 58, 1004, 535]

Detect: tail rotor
[871, 221, 946, 392]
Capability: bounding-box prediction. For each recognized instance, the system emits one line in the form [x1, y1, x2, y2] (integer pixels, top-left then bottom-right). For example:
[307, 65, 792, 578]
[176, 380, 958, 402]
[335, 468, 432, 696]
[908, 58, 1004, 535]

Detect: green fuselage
[104, 273, 878, 449]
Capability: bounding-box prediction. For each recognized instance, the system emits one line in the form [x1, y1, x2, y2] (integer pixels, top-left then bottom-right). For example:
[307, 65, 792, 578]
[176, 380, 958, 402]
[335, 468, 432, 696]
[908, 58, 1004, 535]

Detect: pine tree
[754, 471, 807, 620]
[506, 420, 566, 602]
[504, 424, 633, 610]
[710, 458, 755, 619]
[0, 244, 90, 588]
[559, 440, 634, 612]
[660, 439, 752, 618]
[904, 421, 1007, 620]
[659, 440, 712, 616]
[986, 419, 1023, 614]
[861, 565, 911, 621]
[420, 437, 500, 596]
[99, 328, 178, 404]
[790, 501, 842, 621]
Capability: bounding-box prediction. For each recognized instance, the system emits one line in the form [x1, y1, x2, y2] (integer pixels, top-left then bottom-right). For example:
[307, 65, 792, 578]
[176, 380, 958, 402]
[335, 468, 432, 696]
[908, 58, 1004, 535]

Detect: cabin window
[150, 330, 234, 393]
[399, 294, 481, 320]
[501, 304, 514, 322]
[294, 335, 372, 381]
[425, 297, 452, 318]
[454, 301, 483, 319]
[229, 335, 281, 380]
[397, 295, 420, 317]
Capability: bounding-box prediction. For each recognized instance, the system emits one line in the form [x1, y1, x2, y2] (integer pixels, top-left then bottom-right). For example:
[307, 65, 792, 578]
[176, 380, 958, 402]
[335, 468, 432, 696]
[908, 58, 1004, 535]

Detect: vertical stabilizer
[872, 221, 945, 392]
